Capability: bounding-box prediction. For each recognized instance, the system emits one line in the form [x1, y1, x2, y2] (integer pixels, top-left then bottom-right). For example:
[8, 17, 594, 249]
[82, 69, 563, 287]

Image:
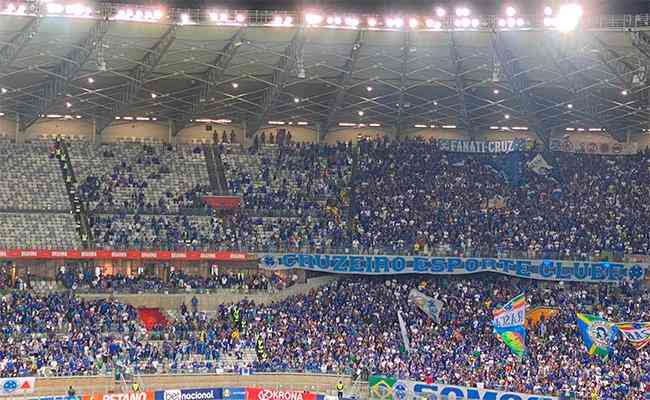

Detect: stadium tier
[1, 3, 650, 400]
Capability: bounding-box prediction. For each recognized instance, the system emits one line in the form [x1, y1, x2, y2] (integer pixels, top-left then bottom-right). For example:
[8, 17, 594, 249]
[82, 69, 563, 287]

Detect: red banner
[202, 195, 242, 210]
[0, 249, 252, 262]
[246, 388, 317, 400]
[82, 392, 153, 400]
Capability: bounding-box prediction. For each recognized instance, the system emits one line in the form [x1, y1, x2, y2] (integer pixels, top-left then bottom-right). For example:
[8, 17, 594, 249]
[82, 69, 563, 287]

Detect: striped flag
[493, 294, 527, 358]
[615, 322, 650, 350]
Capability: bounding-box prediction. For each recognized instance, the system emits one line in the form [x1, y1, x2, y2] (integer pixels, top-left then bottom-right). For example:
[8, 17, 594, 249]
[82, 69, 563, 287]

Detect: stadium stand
[0, 276, 647, 399]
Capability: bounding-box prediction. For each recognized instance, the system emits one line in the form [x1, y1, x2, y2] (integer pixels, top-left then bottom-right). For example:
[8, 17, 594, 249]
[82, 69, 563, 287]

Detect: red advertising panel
[246, 388, 317, 400]
[0, 249, 252, 262]
[202, 195, 242, 210]
[82, 391, 154, 400]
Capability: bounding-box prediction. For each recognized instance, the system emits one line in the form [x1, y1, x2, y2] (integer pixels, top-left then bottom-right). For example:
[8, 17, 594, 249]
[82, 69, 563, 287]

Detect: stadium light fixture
[455, 7, 470, 17]
[235, 13, 246, 23]
[471, 18, 479, 28]
[544, 6, 553, 16]
[409, 18, 418, 28]
[305, 13, 323, 25]
[179, 13, 193, 25]
[461, 18, 471, 28]
[367, 17, 378, 27]
[622, 89, 628, 96]
[493, 89, 499, 94]
[567, 103, 573, 109]
[232, 82, 239, 88]
[556, 4, 583, 32]
[504, 114, 510, 119]
[366, 86, 373, 92]
[507, 18, 516, 28]
[333, 16, 342, 25]
[358, 110, 364, 116]
[498, 18, 506, 27]
[506, 7, 516, 17]
[271, 15, 284, 25]
[284, 16, 293, 25]
[516, 18, 525, 27]
[425, 18, 435, 28]
[87, 77, 94, 84]
[435, 7, 446, 17]
[294, 97, 300, 103]
[345, 17, 360, 27]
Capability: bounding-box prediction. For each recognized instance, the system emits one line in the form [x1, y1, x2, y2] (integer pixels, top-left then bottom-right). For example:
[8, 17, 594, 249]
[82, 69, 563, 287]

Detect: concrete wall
[177, 124, 243, 144]
[31, 373, 354, 398]
[78, 276, 338, 310]
[2, 117, 647, 148]
[323, 127, 391, 145]
[0, 117, 16, 139]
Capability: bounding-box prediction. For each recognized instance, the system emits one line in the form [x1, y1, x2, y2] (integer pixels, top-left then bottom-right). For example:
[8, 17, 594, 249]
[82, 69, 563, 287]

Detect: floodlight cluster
[114, 8, 164, 22]
[0, 2, 586, 32]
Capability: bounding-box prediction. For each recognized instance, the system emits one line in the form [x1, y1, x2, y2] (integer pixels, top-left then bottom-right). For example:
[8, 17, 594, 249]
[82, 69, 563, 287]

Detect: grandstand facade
[0, 3, 648, 400]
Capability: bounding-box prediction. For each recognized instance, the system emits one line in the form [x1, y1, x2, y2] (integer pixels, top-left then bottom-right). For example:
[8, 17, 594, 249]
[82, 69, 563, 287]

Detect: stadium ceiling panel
[2, 12, 650, 137]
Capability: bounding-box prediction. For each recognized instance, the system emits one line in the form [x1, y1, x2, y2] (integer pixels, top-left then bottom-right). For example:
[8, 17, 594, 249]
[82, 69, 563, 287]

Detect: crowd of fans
[77, 138, 650, 261]
[351, 139, 650, 259]
[56, 269, 293, 293]
[0, 276, 647, 399]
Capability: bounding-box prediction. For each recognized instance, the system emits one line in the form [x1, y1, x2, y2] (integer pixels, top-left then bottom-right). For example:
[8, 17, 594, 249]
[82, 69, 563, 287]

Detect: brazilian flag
[368, 375, 396, 399]
[576, 313, 617, 360]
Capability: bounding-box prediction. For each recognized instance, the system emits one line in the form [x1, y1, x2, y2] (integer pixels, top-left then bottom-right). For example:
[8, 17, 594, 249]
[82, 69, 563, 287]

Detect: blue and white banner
[437, 139, 530, 153]
[259, 253, 648, 283]
[156, 388, 224, 400]
[0, 377, 35, 396]
[410, 381, 556, 400]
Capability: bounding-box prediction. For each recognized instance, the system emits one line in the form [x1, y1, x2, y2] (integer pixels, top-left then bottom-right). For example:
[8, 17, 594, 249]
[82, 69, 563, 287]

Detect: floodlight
[435, 7, 446, 17]
[367, 17, 377, 27]
[506, 7, 516, 17]
[556, 4, 583, 32]
[409, 18, 418, 28]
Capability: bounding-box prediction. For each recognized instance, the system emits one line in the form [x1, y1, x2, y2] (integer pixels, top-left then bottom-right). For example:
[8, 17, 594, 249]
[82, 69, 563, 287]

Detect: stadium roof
[2, 4, 650, 143]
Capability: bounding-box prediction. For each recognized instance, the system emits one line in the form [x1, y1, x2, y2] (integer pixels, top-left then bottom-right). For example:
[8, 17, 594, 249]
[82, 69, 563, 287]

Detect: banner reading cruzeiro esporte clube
[368, 375, 557, 400]
[436, 139, 531, 153]
[258, 253, 649, 283]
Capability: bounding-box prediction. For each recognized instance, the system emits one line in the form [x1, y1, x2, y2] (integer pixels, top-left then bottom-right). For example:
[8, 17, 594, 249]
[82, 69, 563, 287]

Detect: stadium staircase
[203, 144, 228, 194]
[53, 139, 94, 249]
[348, 144, 360, 231]
[137, 307, 168, 330]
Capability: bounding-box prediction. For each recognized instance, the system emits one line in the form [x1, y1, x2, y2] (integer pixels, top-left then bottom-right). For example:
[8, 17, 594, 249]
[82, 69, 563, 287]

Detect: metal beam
[490, 32, 550, 146]
[20, 17, 111, 130]
[395, 31, 410, 138]
[95, 25, 177, 134]
[246, 28, 305, 138]
[0, 16, 40, 69]
[448, 32, 475, 137]
[544, 37, 627, 142]
[172, 27, 245, 136]
[320, 29, 366, 140]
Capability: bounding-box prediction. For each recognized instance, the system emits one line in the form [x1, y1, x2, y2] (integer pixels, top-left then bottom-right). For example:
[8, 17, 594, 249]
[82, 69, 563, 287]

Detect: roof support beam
[544, 37, 627, 142]
[448, 32, 475, 137]
[320, 29, 366, 140]
[246, 28, 305, 138]
[96, 25, 177, 134]
[20, 16, 111, 130]
[395, 31, 410, 138]
[0, 15, 40, 69]
[490, 32, 550, 147]
[172, 27, 245, 136]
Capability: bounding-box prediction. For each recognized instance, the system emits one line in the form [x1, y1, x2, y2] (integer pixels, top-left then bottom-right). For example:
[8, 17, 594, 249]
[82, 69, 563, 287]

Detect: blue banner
[259, 253, 648, 283]
[156, 388, 224, 400]
[437, 138, 530, 153]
